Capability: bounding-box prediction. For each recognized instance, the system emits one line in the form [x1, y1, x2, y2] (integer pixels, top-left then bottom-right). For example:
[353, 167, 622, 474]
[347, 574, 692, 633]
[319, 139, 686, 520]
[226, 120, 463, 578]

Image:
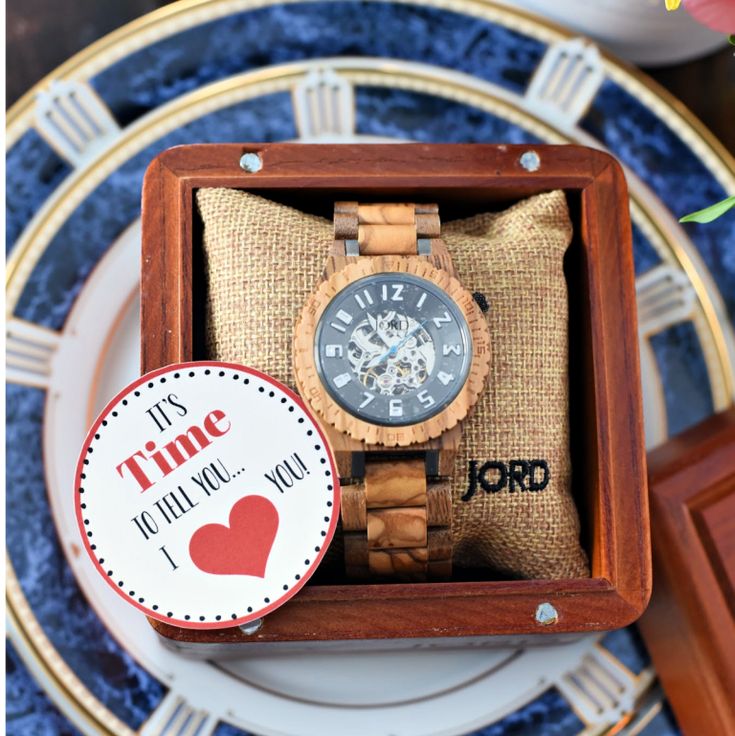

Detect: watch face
[314, 273, 473, 426]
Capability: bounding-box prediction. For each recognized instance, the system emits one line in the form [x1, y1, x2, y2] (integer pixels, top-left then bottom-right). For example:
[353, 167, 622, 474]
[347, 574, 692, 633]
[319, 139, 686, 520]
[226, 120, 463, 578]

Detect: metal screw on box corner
[239, 618, 263, 636]
[535, 602, 558, 626]
[239, 152, 263, 173]
[520, 150, 541, 172]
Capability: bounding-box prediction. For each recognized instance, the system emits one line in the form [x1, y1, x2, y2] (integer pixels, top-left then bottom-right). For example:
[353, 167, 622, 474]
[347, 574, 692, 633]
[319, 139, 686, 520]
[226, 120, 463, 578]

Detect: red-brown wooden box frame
[638, 409, 735, 735]
[140, 143, 651, 646]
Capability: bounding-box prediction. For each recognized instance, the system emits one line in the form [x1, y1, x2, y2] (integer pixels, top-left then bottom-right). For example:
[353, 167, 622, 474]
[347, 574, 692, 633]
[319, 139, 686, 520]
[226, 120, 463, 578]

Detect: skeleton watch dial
[314, 273, 472, 426]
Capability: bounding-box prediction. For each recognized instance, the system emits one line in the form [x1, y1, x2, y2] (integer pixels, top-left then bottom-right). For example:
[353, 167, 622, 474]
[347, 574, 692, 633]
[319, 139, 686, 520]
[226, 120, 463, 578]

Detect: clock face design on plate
[315, 273, 472, 426]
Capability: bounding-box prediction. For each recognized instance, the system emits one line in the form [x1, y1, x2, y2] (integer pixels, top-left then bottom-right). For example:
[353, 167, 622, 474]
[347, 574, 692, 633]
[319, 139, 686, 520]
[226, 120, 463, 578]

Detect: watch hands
[393, 320, 428, 353]
[367, 320, 427, 368]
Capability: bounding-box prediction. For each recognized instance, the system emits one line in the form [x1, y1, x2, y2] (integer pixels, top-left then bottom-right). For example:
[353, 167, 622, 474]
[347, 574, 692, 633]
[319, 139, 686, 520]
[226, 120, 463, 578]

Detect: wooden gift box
[140, 143, 650, 650]
[638, 408, 735, 735]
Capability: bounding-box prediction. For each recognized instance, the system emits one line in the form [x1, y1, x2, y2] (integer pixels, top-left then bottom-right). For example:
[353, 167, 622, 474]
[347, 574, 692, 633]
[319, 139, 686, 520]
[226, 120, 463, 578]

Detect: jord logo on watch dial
[314, 273, 472, 426]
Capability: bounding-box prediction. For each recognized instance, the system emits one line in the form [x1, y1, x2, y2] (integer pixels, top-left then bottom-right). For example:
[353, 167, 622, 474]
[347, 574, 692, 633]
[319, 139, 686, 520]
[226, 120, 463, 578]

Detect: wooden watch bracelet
[341, 457, 453, 580]
[334, 201, 453, 580]
[334, 201, 440, 256]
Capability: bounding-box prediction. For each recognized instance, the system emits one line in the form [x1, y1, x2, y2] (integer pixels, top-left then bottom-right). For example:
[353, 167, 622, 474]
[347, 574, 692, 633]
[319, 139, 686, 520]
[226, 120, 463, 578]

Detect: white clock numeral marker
[138, 691, 214, 736]
[443, 344, 461, 356]
[636, 264, 696, 336]
[389, 399, 403, 417]
[325, 345, 343, 358]
[359, 392, 375, 409]
[330, 322, 346, 333]
[417, 390, 436, 408]
[432, 311, 452, 328]
[555, 644, 639, 725]
[292, 67, 355, 141]
[525, 39, 604, 129]
[6, 318, 61, 388]
[416, 293, 427, 310]
[437, 371, 455, 386]
[354, 289, 374, 309]
[34, 80, 121, 167]
[380, 284, 404, 301]
[333, 373, 352, 388]
[336, 309, 352, 324]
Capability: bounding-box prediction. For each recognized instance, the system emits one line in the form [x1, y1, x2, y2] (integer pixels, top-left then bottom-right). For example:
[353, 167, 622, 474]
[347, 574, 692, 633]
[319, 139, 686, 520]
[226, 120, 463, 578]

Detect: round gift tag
[74, 362, 340, 629]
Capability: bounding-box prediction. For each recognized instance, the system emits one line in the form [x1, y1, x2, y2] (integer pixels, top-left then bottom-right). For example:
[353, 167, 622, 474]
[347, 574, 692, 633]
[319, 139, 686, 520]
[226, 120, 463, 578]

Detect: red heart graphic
[189, 495, 279, 577]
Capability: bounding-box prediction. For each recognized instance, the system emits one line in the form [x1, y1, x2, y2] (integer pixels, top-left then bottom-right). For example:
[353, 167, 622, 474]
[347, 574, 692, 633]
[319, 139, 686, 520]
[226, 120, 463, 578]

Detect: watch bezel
[294, 256, 491, 446]
[313, 272, 473, 427]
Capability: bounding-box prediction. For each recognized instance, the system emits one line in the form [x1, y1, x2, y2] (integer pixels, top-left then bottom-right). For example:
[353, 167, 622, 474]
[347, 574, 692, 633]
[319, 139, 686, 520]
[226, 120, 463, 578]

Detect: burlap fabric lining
[196, 188, 589, 579]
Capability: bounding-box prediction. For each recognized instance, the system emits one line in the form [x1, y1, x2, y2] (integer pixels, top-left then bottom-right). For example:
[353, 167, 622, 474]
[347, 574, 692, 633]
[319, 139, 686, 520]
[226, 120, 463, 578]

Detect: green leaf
[729, 34, 735, 45]
[679, 195, 735, 224]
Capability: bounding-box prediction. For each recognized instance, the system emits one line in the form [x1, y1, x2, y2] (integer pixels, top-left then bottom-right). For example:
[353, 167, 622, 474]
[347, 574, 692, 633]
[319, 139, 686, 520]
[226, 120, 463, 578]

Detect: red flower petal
[685, 0, 735, 34]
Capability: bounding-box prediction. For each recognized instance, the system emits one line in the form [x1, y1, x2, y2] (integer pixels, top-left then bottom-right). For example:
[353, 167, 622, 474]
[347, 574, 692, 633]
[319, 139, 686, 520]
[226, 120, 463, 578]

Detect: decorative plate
[6, 1, 734, 735]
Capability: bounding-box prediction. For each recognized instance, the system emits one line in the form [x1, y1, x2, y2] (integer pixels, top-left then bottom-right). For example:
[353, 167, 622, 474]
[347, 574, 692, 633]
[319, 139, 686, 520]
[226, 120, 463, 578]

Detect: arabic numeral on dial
[325, 344, 343, 358]
[354, 289, 374, 309]
[417, 390, 435, 408]
[432, 311, 452, 328]
[334, 372, 351, 388]
[389, 399, 403, 417]
[381, 284, 404, 301]
[437, 371, 454, 385]
[359, 392, 375, 409]
[443, 344, 461, 356]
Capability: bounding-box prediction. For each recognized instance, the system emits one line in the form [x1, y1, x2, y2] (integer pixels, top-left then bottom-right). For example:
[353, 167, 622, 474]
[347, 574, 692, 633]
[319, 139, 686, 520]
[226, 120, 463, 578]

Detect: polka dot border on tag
[74, 361, 341, 630]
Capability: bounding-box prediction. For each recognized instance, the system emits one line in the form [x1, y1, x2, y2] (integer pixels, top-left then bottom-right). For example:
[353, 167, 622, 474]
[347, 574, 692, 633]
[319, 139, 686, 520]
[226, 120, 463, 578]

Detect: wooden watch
[293, 202, 491, 580]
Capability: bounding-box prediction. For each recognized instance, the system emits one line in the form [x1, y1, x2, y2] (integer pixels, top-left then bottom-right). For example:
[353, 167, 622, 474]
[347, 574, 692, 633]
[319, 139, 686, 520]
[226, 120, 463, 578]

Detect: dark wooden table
[5, 0, 735, 155]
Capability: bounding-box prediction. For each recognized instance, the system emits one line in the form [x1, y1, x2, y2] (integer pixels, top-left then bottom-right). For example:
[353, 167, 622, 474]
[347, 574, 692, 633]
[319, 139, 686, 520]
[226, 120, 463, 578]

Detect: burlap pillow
[196, 188, 589, 579]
